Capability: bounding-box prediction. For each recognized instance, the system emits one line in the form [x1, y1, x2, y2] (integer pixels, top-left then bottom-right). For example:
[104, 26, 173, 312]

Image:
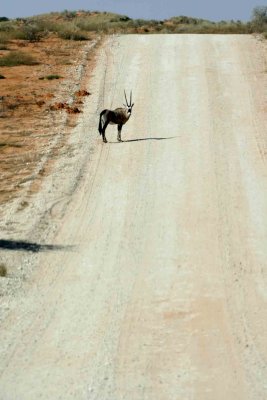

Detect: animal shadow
[110, 136, 178, 143]
[0, 239, 74, 253]
[123, 136, 177, 143]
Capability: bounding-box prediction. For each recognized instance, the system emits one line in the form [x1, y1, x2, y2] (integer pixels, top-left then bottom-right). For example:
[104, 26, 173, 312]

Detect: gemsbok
[98, 91, 134, 143]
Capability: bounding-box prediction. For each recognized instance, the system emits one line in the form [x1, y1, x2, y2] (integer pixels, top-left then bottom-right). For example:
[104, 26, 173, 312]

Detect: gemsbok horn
[98, 91, 134, 143]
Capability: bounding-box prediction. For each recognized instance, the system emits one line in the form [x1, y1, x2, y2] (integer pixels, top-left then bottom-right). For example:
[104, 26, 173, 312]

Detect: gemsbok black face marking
[98, 91, 134, 143]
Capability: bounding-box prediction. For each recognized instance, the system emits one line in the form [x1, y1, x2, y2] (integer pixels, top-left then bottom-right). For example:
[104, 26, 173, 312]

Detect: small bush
[132, 19, 148, 27]
[39, 74, 62, 80]
[0, 51, 38, 66]
[62, 10, 77, 20]
[58, 30, 88, 40]
[16, 24, 45, 42]
[0, 264, 7, 277]
[110, 15, 131, 23]
[0, 74, 5, 79]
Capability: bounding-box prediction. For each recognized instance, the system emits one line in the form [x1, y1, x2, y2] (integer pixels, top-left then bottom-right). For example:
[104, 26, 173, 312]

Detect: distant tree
[62, 10, 76, 19]
[252, 6, 267, 27]
[119, 16, 131, 22]
[0, 17, 9, 22]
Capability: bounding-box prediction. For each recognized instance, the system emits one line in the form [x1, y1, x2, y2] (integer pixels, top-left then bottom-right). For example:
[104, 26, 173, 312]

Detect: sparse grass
[0, 32, 10, 43]
[0, 263, 7, 277]
[172, 21, 252, 34]
[76, 20, 106, 32]
[0, 44, 8, 49]
[0, 51, 38, 66]
[39, 74, 62, 80]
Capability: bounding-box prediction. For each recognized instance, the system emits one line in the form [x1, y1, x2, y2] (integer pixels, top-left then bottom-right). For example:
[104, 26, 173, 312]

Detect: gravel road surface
[0, 35, 267, 399]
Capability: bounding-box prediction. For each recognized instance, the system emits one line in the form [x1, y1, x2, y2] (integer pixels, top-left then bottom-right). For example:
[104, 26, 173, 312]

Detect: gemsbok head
[98, 91, 134, 143]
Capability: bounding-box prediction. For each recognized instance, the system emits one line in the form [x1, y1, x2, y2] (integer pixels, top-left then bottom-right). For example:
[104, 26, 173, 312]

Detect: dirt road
[0, 35, 267, 399]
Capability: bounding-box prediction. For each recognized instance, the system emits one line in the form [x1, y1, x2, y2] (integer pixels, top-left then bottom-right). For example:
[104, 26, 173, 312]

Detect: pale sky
[1, 0, 263, 21]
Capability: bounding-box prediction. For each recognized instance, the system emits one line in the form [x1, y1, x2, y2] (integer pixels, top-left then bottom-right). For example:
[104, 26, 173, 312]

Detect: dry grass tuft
[0, 264, 7, 277]
[49, 102, 81, 113]
[39, 74, 62, 80]
[75, 89, 91, 96]
[0, 51, 38, 66]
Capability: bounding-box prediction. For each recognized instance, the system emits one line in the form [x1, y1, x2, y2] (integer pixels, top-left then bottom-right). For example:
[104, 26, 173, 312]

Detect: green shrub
[0, 51, 38, 66]
[62, 10, 77, 20]
[15, 24, 45, 42]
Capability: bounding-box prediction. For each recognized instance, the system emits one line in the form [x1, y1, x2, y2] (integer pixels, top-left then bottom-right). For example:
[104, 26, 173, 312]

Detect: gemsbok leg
[117, 124, 123, 142]
[102, 120, 109, 143]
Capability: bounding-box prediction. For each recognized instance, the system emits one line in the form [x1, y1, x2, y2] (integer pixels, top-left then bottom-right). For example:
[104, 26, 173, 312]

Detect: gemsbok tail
[98, 110, 106, 135]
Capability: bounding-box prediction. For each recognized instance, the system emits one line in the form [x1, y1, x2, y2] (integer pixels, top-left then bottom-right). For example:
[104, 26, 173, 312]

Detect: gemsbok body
[98, 91, 134, 143]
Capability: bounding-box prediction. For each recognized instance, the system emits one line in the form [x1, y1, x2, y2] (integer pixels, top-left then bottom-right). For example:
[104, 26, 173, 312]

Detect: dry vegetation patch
[0, 33, 97, 206]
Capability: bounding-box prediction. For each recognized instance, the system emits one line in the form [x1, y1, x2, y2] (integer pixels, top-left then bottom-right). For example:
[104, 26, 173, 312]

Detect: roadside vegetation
[0, 6, 266, 45]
